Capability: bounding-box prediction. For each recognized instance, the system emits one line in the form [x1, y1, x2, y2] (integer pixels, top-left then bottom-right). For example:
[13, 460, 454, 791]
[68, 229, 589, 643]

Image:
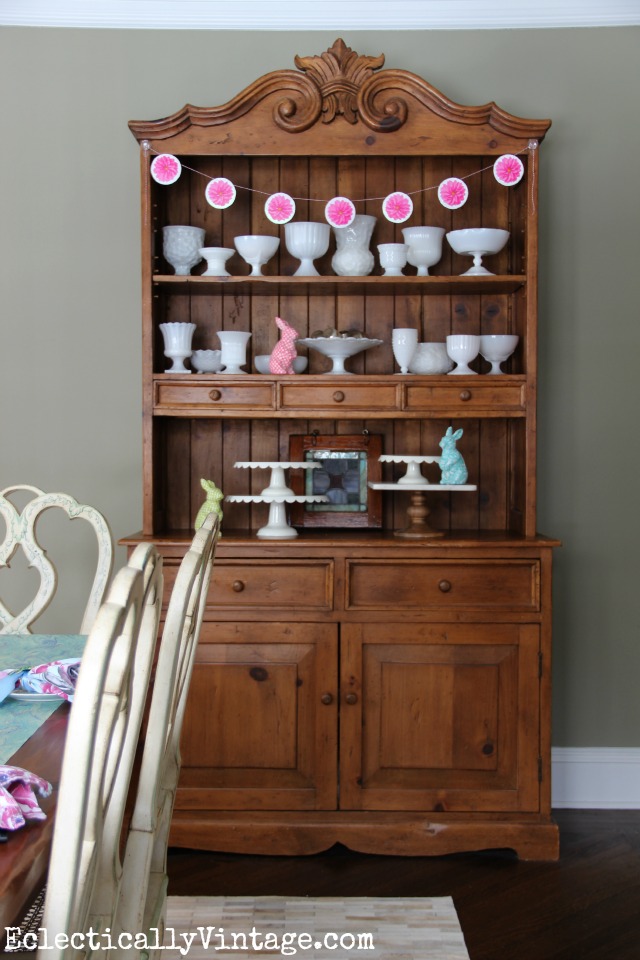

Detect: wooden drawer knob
[232, 580, 245, 592]
[332, 390, 345, 403]
[438, 579, 452, 593]
[459, 390, 472, 402]
[345, 692, 358, 705]
[209, 389, 222, 401]
[320, 693, 334, 705]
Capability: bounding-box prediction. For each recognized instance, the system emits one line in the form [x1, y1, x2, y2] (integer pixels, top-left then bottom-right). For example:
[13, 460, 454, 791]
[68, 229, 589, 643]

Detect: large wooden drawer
[404, 380, 526, 414]
[280, 382, 399, 412]
[204, 559, 334, 611]
[154, 379, 275, 412]
[345, 559, 540, 612]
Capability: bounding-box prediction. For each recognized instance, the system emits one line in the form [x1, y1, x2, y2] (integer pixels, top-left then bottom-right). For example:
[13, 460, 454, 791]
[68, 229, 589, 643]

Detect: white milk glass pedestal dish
[217, 331, 251, 374]
[298, 337, 383, 374]
[446, 228, 510, 276]
[162, 226, 205, 275]
[392, 328, 418, 374]
[226, 461, 328, 538]
[159, 322, 196, 373]
[199, 247, 235, 276]
[379, 454, 440, 484]
[284, 222, 330, 276]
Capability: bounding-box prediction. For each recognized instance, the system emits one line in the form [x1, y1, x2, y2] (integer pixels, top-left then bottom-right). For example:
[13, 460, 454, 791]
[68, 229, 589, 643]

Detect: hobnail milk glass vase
[331, 215, 377, 276]
[162, 226, 205, 276]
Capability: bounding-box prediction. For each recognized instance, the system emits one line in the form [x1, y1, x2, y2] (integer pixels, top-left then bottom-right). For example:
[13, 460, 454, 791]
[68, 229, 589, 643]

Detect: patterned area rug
[164, 896, 470, 959]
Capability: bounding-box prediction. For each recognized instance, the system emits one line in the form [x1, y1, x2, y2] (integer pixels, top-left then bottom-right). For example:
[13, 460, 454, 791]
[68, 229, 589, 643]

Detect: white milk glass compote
[402, 226, 445, 276]
[392, 328, 418, 374]
[199, 247, 235, 277]
[234, 235, 280, 276]
[446, 334, 480, 375]
[284, 222, 330, 276]
[159, 322, 196, 373]
[479, 334, 519, 374]
[446, 228, 510, 276]
[162, 226, 205, 276]
[377, 243, 408, 276]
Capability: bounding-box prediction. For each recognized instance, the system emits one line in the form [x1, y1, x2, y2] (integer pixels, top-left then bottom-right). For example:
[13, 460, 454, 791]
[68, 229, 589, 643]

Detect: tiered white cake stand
[226, 461, 328, 539]
[370, 454, 477, 538]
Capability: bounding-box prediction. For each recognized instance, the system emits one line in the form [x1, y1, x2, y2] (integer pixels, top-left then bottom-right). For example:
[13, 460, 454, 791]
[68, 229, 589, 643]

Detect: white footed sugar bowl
[408, 342, 454, 374]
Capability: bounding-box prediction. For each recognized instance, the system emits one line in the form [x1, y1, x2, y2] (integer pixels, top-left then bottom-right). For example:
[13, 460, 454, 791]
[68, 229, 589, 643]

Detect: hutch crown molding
[124, 39, 559, 859]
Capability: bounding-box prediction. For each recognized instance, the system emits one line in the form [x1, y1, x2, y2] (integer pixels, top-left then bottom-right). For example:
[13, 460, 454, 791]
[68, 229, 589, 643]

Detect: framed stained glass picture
[289, 433, 382, 528]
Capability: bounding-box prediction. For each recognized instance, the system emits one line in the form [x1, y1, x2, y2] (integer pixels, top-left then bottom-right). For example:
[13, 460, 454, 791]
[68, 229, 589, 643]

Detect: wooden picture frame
[289, 433, 382, 528]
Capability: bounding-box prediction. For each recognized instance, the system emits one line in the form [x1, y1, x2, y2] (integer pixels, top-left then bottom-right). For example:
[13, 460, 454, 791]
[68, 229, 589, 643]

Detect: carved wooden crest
[294, 38, 385, 125]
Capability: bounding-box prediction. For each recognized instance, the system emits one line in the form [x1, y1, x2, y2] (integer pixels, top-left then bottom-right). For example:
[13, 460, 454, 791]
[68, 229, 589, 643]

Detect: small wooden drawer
[205, 559, 334, 611]
[346, 559, 540, 611]
[404, 381, 526, 414]
[280, 382, 398, 413]
[154, 380, 275, 411]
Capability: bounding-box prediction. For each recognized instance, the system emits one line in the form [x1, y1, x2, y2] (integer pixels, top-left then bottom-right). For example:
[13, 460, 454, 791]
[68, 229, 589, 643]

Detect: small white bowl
[191, 349, 223, 373]
[254, 354, 308, 374]
[408, 342, 454, 375]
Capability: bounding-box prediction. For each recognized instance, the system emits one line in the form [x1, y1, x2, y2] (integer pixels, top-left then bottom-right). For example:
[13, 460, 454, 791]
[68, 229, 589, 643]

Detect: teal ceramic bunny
[438, 427, 468, 485]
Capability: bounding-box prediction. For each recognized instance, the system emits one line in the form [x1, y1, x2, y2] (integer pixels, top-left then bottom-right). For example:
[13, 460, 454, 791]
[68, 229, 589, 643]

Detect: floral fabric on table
[0, 764, 52, 831]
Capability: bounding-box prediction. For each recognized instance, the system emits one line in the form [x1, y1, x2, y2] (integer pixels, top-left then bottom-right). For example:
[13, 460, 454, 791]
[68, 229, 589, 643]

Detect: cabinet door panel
[178, 621, 338, 810]
[340, 622, 540, 813]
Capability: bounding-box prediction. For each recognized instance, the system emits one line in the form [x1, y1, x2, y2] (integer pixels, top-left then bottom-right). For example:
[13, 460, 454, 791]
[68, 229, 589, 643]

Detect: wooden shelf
[152, 274, 527, 295]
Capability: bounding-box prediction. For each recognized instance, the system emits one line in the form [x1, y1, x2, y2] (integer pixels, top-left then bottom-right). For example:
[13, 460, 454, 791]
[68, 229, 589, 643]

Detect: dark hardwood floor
[166, 810, 640, 960]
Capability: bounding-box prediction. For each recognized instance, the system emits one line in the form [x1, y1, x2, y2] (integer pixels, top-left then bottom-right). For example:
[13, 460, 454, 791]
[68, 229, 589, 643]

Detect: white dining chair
[38, 541, 163, 960]
[0, 485, 114, 634]
[112, 511, 220, 958]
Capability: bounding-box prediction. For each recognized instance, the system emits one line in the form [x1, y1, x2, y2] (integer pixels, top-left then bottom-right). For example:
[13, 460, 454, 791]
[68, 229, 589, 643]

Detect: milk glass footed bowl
[163, 225, 205, 276]
[402, 226, 445, 276]
[284, 222, 330, 276]
[479, 334, 519, 374]
[191, 349, 223, 373]
[446, 228, 510, 276]
[446, 334, 480, 375]
[234, 235, 280, 276]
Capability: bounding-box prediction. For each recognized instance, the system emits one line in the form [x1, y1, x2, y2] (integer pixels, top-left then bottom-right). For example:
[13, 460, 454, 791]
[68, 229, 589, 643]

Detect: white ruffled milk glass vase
[159, 322, 196, 373]
[331, 215, 377, 277]
[162, 225, 205, 275]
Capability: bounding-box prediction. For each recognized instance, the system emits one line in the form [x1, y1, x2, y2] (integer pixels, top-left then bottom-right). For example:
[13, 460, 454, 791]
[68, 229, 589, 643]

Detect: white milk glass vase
[162, 226, 205, 276]
[159, 322, 196, 373]
[331, 215, 376, 276]
[217, 330, 251, 374]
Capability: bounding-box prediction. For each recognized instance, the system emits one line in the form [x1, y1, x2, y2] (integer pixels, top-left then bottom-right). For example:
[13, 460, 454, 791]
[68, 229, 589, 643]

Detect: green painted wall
[0, 27, 638, 746]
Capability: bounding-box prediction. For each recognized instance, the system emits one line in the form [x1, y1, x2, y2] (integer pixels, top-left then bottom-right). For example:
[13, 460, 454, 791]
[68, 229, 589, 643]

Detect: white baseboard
[552, 747, 640, 809]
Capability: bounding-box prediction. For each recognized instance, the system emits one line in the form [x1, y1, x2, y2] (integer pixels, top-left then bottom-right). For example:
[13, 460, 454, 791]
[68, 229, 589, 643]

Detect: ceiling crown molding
[1, 0, 639, 30]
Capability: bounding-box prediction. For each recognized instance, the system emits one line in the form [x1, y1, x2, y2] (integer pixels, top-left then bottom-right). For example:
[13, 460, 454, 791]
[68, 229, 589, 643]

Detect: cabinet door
[177, 621, 337, 811]
[340, 622, 540, 813]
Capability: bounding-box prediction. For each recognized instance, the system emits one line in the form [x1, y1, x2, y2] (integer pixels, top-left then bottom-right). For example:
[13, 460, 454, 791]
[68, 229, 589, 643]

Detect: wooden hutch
[125, 40, 559, 859]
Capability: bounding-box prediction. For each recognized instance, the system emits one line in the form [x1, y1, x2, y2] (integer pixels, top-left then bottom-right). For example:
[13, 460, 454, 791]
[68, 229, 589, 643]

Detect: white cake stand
[227, 461, 328, 538]
[379, 454, 440, 485]
[368, 481, 477, 538]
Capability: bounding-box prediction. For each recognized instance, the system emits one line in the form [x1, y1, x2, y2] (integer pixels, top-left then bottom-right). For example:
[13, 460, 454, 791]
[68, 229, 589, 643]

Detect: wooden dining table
[0, 703, 69, 935]
[0, 635, 84, 936]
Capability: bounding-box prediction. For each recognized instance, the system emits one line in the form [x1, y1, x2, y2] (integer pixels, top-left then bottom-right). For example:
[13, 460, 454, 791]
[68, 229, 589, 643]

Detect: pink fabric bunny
[269, 316, 299, 374]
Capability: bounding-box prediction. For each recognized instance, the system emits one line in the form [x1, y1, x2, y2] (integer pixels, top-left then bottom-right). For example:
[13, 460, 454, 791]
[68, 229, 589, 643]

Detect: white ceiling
[1, 0, 638, 30]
